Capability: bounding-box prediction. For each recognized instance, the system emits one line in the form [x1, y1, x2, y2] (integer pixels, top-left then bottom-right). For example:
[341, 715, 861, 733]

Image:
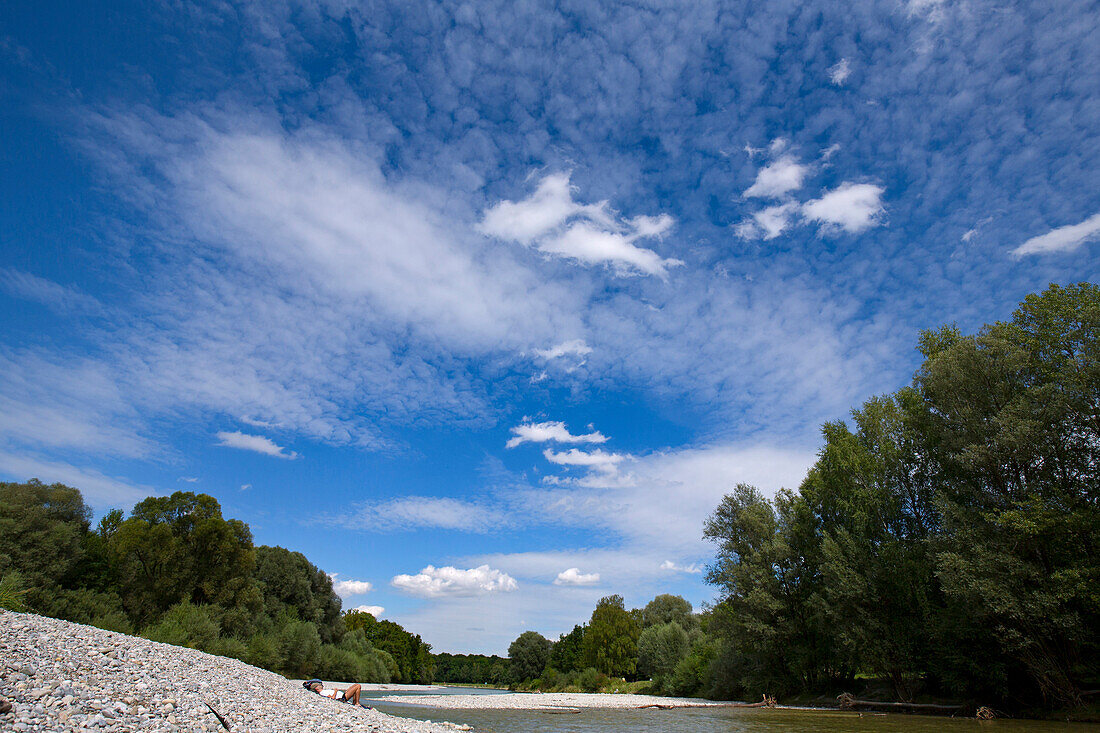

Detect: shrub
[0, 572, 29, 612]
[144, 601, 220, 650]
[246, 633, 282, 670]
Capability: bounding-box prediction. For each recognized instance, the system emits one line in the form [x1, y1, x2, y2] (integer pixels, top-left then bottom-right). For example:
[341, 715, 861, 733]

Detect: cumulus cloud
[215, 430, 298, 459]
[481, 174, 682, 277]
[828, 58, 852, 85]
[660, 560, 703, 574]
[1011, 212, 1100, 257]
[542, 448, 623, 470]
[391, 565, 518, 598]
[554, 568, 600, 586]
[744, 156, 810, 199]
[329, 575, 374, 598]
[736, 203, 799, 240]
[351, 605, 384, 617]
[802, 183, 886, 234]
[506, 421, 607, 449]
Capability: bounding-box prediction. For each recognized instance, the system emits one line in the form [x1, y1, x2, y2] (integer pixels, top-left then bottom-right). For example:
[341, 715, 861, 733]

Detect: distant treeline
[502, 283, 1099, 713]
[432, 653, 509, 685]
[0, 485, 433, 684]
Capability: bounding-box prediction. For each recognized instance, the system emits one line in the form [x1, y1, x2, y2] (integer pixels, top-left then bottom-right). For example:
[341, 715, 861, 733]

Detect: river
[364, 689, 1096, 733]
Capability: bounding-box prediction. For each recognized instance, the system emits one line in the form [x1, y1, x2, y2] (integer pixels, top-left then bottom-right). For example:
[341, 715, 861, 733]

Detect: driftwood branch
[638, 693, 777, 710]
[837, 692, 964, 714]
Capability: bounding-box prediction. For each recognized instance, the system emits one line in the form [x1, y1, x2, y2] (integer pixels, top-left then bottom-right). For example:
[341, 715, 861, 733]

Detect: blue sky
[1, 0, 1098, 654]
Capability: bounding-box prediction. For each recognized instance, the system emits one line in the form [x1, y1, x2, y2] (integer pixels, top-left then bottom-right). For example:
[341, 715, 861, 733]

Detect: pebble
[1, 611, 467, 733]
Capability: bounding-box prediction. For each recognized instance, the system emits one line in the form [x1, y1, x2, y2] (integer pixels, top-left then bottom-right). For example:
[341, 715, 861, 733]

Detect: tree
[917, 283, 1100, 706]
[641, 594, 695, 630]
[0, 480, 91, 607]
[508, 630, 551, 682]
[254, 546, 343, 642]
[800, 392, 939, 701]
[704, 485, 841, 697]
[582, 595, 640, 678]
[548, 624, 586, 673]
[637, 621, 689, 681]
[109, 492, 261, 631]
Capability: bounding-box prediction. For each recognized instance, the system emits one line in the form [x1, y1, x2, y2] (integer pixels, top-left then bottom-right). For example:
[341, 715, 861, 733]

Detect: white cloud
[539, 220, 682, 278]
[533, 339, 592, 361]
[178, 476, 199, 483]
[479, 173, 612, 243]
[215, 430, 298, 459]
[506, 421, 608, 449]
[542, 448, 623, 470]
[329, 575, 374, 598]
[744, 156, 810, 199]
[391, 564, 518, 598]
[554, 568, 600, 586]
[736, 202, 799, 240]
[239, 483, 252, 491]
[481, 174, 682, 278]
[351, 605, 384, 617]
[802, 183, 886, 233]
[1011, 212, 1100, 257]
[660, 560, 703, 574]
[0, 450, 151, 509]
[828, 58, 852, 85]
[0, 269, 104, 316]
[327, 496, 508, 533]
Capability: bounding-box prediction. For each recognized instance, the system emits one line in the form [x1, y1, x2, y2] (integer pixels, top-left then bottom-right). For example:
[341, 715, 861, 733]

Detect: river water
[364, 689, 1096, 733]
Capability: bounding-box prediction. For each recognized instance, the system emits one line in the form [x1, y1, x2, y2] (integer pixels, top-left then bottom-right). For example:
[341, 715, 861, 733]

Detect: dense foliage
[0, 486, 430, 683]
[432, 652, 508, 685]
[702, 283, 1099, 710]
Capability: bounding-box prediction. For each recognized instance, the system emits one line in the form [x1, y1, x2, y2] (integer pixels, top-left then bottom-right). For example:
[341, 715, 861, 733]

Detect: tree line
[503, 283, 1098, 713]
[2, 282, 1096, 713]
[696, 283, 1099, 711]
[0, 486, 433, 684]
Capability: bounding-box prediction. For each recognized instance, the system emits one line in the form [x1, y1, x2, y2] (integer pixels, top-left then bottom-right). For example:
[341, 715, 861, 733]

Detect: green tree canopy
[548, 624, 586, 673]
[641, 594, 695, 630]
[254, 545, 342, 642]
[508, 630, 551, 682]
[582, 595, 640, 678]
[0, 480, 90, 597]
[637, 621, 689, 681]
[109, 491, 260, 630]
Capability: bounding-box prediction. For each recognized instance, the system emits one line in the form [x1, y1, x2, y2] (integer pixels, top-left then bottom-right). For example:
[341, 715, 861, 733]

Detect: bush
[144, 601, 220, 650]
[279, 619, 322, 676]
[246, 633, 282, 670]
[577, 667, 610, 692]
[207, 637, 248, 660]
[0, 572, 29, 612]
[317, 644, 362, 682]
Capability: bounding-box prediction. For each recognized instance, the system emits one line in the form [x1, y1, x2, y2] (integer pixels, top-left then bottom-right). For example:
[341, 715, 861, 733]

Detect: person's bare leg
[343, 683, 362, 705]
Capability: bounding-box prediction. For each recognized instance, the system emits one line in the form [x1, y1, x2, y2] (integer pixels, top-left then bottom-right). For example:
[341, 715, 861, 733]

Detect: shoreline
[372, 690, 726, 710]
[1, 611, 468, 733]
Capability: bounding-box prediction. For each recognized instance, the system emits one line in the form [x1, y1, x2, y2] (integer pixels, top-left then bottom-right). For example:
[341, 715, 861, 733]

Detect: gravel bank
[0, 611, 467, 733]
[374, 691, 724, 711]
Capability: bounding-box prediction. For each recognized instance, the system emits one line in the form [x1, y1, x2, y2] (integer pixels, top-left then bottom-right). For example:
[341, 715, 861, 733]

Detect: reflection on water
[372, 702, 1097, 733]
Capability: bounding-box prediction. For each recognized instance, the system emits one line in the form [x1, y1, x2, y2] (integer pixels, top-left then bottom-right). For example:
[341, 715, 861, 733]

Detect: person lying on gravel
[302, 679, 364, 706]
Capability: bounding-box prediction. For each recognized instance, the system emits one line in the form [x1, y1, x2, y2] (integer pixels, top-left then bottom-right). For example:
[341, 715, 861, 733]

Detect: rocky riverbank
[0, 611, 467, 733]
